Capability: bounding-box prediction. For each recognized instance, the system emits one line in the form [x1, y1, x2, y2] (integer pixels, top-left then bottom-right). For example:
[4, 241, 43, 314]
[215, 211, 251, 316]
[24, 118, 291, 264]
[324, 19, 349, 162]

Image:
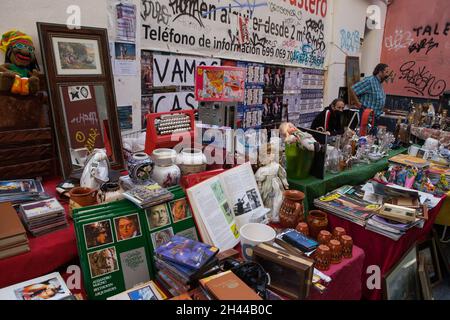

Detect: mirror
[37, 23, 125, 178]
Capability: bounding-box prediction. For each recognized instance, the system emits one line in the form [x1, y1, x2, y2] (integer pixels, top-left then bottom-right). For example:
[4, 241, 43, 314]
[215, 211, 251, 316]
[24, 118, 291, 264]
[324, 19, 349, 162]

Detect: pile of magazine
[154, 235, 220, 297]
[313, 185, 380, 227]
[123, 182, 173, 208]
[0, 179, 49, 205]
[19, 198, 68, 236]
[365, 215, 424, 241]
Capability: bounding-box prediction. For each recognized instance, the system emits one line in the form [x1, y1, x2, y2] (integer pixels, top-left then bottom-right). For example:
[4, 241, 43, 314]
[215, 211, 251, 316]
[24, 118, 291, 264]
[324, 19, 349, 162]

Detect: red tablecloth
[327, 196, 446, 300]
[0, 178, 79, 289]
[308, 245, 365, 300]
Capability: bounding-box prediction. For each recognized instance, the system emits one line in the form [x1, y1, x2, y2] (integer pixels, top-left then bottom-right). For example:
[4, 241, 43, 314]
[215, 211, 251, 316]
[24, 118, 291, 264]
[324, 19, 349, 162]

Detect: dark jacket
[310, 106, 344, 135]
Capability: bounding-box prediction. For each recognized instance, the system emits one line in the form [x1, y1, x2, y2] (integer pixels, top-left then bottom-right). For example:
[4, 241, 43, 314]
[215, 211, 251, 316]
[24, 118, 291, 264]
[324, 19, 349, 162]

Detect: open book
[186, 162, 268, 251]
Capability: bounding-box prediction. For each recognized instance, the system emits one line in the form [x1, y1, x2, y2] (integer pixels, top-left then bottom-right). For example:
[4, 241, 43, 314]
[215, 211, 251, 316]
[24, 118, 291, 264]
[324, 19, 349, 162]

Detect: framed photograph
[52, 37, 102, 76]
[417, 238, 442, 286]
[37, 22, 125, 179]
[418, 255, 434, 300]
[383, 244, 420, 300]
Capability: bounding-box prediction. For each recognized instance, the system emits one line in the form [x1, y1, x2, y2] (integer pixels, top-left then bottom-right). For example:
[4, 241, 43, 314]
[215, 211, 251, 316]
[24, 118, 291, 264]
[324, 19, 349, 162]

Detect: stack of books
[154, 235, 220, 297]
[366, 214, 424, 241]
[0, 203, 29, 259]
[123, 183, 173, 208]
[0, 179, 48, 205]
[19, 198, 68, 236]
[313, 185, 380, 227]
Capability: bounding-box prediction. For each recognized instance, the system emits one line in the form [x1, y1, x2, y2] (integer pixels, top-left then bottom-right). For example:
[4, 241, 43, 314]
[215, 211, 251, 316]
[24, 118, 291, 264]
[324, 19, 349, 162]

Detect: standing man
[349, 63, 391, 125]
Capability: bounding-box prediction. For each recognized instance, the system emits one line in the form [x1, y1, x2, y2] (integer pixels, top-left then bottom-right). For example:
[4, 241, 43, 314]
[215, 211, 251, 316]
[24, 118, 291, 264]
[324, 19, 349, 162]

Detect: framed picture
[52, 37, 102, 76]
[345, 56, 360, 107]
[383, 244, 420, 300]
[418, 255, 434, 300]
[432, 228, 450, 274]
[37, 23, 125, 178]
[417, 238, 442, 286]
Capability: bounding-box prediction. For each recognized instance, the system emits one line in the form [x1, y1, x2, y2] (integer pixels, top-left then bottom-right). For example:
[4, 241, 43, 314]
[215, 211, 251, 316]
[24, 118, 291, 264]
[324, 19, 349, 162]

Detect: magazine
[186, 162, 267, 251]
[0, 272, 72, 300]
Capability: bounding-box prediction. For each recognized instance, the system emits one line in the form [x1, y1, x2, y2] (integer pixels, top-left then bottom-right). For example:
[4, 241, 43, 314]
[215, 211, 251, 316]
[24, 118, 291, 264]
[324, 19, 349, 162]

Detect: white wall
[0, 0, 142, 133]
[323, 0, 387, 106]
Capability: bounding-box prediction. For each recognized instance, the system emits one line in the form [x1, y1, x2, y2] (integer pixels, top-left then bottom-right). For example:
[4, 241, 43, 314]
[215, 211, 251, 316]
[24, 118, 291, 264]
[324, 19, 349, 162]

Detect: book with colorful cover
[20, 198, 64, 220]
[155, 235, 219, 271]
[73, 186, 200, 299]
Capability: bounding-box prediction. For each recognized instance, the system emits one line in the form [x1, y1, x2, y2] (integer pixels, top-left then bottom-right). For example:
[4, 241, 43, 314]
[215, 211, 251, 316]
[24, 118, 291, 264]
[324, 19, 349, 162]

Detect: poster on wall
[118, 105, 133, 131]
[141, 51, 153, 94]
[153, 54, 219, 87]
[141, 96, 153, 129]
[114, 42, 137, 75]
[61, 85, 104, 151]
[153, 92, 198, 113]
[140, 0, 330, 69]
[116, 3, 136, 42]
[380, 0, 449, 99]
[195, 66, 245, 102]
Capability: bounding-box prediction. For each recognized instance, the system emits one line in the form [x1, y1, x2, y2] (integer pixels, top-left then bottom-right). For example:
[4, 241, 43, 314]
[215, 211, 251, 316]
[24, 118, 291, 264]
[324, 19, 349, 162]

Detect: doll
[255, 143, 289, 223]
[404, 166, 418, 189]
[396, 167, 408, 187]
[0, 30, 40, 95]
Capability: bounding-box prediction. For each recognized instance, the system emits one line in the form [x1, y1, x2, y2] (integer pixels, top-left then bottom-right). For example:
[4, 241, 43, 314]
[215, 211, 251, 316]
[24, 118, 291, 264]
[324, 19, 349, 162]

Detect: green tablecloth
[288, 147, 408, 213]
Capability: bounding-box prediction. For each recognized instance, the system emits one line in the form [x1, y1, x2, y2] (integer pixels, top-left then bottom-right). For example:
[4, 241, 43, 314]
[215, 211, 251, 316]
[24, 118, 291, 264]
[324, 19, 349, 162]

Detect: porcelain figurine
[80, 149, 109, 190]
[255, 143, 289, 223]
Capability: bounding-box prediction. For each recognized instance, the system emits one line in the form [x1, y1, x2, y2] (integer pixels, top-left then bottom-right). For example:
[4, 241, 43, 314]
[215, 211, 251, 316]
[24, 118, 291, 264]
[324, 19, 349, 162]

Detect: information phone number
[260, 47, 290, 60]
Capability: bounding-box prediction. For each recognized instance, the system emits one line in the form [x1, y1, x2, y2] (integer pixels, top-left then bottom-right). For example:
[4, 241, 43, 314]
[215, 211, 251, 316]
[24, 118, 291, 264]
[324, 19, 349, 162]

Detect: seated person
[311, 98, 345, 135]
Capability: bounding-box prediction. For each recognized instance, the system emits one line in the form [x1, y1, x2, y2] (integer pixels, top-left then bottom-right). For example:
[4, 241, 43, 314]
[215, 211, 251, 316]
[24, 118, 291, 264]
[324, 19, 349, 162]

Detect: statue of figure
[255, 143, 289, 223]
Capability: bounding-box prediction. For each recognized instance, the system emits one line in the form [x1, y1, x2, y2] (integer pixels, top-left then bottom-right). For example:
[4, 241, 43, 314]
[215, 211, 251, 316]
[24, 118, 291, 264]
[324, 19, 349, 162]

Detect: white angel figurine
[255, 143, 289, 223]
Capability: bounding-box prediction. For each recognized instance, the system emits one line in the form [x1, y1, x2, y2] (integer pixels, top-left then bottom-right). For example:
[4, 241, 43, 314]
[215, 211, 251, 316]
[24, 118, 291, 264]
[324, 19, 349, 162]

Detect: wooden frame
[383, 244, 420, 300]
[345, 56, 360, 107]
[417, 238, 442, 287]
[37, 23, 124, 178]
[418, 255, 434, 300]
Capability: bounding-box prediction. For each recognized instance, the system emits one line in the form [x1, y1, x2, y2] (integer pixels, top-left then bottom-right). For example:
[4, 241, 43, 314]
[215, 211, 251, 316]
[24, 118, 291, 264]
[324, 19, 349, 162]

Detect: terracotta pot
[332, 227, 346, 240]
[314, 245, 331, 271]
[329, 239, 342, 264]
[69, 187, 98, 217]
[295, 222, 309, 237]
[317, 230, 332, 245]
[341, 235, 353, 259]
[307, 210, 328, 240]
[279, 190, 305, 229]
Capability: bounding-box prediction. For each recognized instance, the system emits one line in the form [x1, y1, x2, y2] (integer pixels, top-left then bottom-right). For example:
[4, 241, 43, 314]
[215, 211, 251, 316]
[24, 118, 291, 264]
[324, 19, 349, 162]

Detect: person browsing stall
[311, 98, 345, 135]
[349, 63, 390, 122]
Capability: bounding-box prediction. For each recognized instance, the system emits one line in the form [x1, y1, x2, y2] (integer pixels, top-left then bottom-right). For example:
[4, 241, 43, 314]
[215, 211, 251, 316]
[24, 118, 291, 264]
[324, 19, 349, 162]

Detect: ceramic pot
[307, 210, 328, 240]
[69, 187, 98, 217]
[314, 244, 331, 271]
[332, 227, 346, 241]
[279, 190, 305, 229]
[329, 239, 342, 264]
[341, 235, 353, 259]
[98, 182, 123, 203]
[317, 230, 332, 245]
[151, 148, 181, 187]
[176, 148, 207, 176]
[128, 152, 154, 184]
[295, 222, 309, 237]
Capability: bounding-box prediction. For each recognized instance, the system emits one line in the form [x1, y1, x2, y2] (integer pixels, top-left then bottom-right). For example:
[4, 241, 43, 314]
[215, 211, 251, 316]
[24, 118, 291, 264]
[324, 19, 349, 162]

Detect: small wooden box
[252, 243, 314, 300]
